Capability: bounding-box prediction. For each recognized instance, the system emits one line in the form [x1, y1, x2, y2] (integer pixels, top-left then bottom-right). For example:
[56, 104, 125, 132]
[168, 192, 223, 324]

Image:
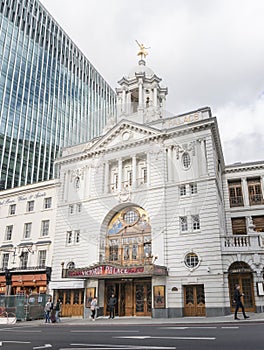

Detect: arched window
[182, 152, 191, 169]
[106, 207, 151, 265]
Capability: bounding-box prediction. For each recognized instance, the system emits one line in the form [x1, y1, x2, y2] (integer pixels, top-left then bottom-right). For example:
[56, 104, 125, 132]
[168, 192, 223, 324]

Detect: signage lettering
[67, 265, 145, 278]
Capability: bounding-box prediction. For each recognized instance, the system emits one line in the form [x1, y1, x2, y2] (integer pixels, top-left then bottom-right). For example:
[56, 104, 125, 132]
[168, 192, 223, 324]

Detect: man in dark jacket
[108, 294, 117, 319]
[233, 284, 249, 320]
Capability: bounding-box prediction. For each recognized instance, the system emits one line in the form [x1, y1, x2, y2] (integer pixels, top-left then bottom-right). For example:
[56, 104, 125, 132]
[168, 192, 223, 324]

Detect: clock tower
[116, 55, 168, 124]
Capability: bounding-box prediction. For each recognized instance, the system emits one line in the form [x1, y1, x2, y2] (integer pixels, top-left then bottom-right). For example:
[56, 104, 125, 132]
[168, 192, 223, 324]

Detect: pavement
[20, 312, 264, 326]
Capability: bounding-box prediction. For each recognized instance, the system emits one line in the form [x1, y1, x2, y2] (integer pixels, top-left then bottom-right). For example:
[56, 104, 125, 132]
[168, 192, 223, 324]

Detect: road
[0, 321, 263, 349]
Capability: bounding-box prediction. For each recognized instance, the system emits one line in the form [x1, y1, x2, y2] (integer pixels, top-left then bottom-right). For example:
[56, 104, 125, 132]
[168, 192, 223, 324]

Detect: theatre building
[50, 57, 264, 318]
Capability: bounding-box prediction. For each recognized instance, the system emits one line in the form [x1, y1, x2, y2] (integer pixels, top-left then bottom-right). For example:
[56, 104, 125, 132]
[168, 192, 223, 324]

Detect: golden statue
[136, 40, 150, 59]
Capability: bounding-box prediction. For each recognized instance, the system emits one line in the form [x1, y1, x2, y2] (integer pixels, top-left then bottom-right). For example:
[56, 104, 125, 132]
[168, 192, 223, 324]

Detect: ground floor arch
[228, 261, 256, 313]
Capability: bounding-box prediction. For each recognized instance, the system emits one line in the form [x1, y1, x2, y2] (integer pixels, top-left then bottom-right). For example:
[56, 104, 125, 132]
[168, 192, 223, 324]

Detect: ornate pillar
[118, 159, 122, 191]
[147, 152, 151, 185]
[242, 177, 249, 206]
[104, 161, 109, 193]
[138, 79, 143, 110]
[122, 88, 126, 113]
[167, 147, 173, 182]
[132, 155, 137, 189]
[153, 85, 158, 107]
[261, 175, 264, 198]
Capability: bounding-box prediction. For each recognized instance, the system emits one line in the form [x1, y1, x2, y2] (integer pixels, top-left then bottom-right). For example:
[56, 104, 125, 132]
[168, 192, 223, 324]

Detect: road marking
[0, 341, 31, 346]
[33, 344, 52, 349]
[114, 336, 215, 341]
[161, 326, 217, 329]
[221, 326, 239, 329]
[70, 344, 176, 349]
[71, 330, 139, 333]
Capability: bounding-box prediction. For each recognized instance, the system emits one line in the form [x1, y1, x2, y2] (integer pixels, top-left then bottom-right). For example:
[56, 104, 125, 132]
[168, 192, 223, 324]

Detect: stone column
[261, 175, 264, 198]
[153, 85, 158, 107]
[147, 152, 151, 185]
[132, 155, 137, 189]
[138, 80, 143, 110]
[242, 177, 249, 206]
[122, 88, 126, 113]
[104, 161, 109, 193]
[118, 159, 122, 192]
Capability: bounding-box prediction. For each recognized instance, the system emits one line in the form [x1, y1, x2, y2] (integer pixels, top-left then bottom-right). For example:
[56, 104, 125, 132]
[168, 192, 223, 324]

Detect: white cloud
[41, 0, 264, 164]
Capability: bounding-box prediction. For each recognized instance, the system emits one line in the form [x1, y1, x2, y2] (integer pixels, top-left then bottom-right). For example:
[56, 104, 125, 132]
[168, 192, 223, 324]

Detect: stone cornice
[56, 118, 222, 168]
[225, 163, 264, 174]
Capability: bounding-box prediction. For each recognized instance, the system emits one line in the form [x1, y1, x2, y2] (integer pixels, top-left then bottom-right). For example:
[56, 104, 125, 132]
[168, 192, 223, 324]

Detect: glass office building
[0, 0, 116, 189]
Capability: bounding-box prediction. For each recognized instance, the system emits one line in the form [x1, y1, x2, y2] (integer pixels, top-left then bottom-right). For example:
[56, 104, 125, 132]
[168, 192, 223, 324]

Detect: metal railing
[249, 194, 264, 205]
[229, 196, 244, 207]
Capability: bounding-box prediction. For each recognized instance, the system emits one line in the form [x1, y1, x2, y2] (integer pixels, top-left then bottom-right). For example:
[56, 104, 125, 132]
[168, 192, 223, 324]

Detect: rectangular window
[124, 245, 129, 260]
[24, 222, 32, 239]
[44, 197, 52, 209]
[179, 185, 186, 196]
[143, 168, 147, 183]
[248, 178, 264, 205]
[109, 245, 118, 261]
[76, 203, 82, 213]
[27, 200, 34, 212]
[252, 216, 264, 233]
[20, 251, 28, 269]
[75, 230, 80, 243]
[113, 173, 118, 190]
[127, 170, 132, 186]
[231, 217, 246, 235]
[190, 183, 198, 194]
[228, 180, 244, 207]
[180, 217, 188, 232]
[132, 244, 138, 259]
[66, 231, 72, 245]
[41, 220, 49, 236]
[69, 205, 74, 214]
[5, 225, 13, 240]
[192, 215, 200, 230]
[2, 253, 9, 270]
[38, 250, 46, 267]
[9, 204, 16, 215]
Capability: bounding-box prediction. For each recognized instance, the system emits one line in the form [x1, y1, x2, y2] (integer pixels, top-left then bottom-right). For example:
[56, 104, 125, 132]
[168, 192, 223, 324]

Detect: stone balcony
[221, 232, 264, 252]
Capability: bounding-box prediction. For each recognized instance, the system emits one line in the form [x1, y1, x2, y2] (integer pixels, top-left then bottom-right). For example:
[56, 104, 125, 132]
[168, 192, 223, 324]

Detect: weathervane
[135, 40, 150, 59]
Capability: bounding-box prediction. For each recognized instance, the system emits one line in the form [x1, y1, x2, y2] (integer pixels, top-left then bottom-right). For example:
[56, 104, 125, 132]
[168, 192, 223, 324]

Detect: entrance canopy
[63, 263, 167, 279]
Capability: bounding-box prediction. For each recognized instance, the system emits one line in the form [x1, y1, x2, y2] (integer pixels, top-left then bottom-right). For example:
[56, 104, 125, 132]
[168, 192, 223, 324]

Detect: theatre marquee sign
[64, 264, 167, 279]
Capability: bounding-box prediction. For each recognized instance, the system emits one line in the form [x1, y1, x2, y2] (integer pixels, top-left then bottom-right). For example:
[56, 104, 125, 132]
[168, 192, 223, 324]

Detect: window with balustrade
[228, 180, 244, 207]
[247, 178, 264, 206]
[105, 206, 151, 265]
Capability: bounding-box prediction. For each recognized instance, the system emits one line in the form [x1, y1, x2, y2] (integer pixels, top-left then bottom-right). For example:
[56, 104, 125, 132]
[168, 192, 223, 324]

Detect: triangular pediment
[88, 120, 161, 152]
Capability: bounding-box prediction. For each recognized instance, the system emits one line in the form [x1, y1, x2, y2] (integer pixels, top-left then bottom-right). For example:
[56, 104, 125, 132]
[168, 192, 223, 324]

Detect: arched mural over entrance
[105, 206, 152, 265]
[228, 261, 255, 313]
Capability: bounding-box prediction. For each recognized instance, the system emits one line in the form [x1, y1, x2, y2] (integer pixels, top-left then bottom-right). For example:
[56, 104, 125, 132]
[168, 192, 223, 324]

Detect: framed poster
[86, 287, 96, 308]
[257, 282, 264, 296]
[154, 285, 165, 308]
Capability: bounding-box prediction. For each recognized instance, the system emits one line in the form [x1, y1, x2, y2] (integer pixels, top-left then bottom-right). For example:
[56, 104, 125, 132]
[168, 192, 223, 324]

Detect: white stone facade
[0, 180, 57, 294]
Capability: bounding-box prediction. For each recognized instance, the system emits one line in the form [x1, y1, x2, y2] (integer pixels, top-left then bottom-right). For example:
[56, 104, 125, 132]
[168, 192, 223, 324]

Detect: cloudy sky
[41, 0, 264, 165]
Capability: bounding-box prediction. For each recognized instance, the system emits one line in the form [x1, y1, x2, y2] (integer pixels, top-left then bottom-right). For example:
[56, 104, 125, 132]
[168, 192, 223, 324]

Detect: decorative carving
[174, 141, 196, 159]
[149, 140, 163, 160]
[118, 186, 131, 203]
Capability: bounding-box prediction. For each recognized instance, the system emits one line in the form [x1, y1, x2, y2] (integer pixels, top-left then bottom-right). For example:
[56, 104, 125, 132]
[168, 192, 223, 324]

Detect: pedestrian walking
[108, 293, 117, 319]
[54, 298, 62, 323]
[44, 297, 53, 323]
[90, 296, 97, 321]
[233, 284, 249, 320]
